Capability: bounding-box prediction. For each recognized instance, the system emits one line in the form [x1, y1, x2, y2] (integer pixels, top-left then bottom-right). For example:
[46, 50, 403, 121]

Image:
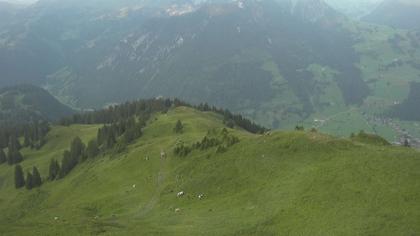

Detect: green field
[0, 107, 420, 235]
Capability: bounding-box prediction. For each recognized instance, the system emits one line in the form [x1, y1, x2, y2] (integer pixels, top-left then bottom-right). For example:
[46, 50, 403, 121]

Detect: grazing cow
[177, 191, 184, 197]
[198, 194, 204, 199]
[161, 150, 166, 159]
[175, 208, 181, 213]
[132, 184, 136, 188]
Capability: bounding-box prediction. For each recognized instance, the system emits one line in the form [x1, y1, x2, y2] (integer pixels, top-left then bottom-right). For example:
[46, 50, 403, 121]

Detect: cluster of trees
[50, 117, 147, 180]
[14, 165, 42, 190]
[174, 128, 239, 157]
[59, 98, 268, 135]
[46, 137, 91, 180]
[194, 103, 268, 134]
[58, 137, 86, 178]
[97, 117, 144, 150]
[0, 135, 23, 165]
[22, 121, 50, 149]
[0, 121, 50, 166]
[59, 98, 175, 126]
[0, 121, 49, 150]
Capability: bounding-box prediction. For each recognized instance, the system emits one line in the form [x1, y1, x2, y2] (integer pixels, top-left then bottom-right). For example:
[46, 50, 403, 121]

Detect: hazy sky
[1, 0, 38, 4]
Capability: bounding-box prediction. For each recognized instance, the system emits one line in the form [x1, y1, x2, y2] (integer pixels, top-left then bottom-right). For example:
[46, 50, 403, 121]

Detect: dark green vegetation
[350, 130, 390, 146]
[364, 0, 420, 30]
[391, 82, 420, 120]
[1, 0, 420, 143]
[0, 85, 74, 124]
[0, 101, 419, 235]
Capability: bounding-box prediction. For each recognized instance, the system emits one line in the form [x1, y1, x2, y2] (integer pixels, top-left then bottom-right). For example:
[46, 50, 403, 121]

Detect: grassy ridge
[0, 107, 419, 235]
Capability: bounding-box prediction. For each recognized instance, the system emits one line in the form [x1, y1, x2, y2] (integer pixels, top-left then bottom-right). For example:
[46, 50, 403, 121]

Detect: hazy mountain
[325, 0, 382, 18]
[0, 84, 74, 123]
[0, 0, 364, 109]
[1, 0, 420, 141]
[364, 0, 420, 30]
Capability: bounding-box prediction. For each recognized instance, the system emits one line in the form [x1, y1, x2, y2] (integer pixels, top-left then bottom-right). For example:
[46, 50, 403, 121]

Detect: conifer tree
[32, 167, 42, 187]
[70, 137, 85, 161]
[7, 148, 23, 165]
[14, 165, 25, 189]
[0, 149, 6, 164]
[48, 158, 60, 180]
[106, 130, 116, 148]
[15, 150, 23, 163]
[25, 172, 33, 190]
[23, 131, 30, 147]
[7, 148, 14, 165]
[8, 135, 21, 151]
[404, 138, 411, 147]
[174, 120, 184, 133]
[86, 140, 99, 159]
[59, 150, 74, 178]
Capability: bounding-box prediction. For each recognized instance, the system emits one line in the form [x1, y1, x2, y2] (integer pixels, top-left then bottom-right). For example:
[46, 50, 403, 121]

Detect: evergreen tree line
[49, 117, 146, 180]
[0, 122, 50, 165]
[47, 137, 88, 180]
[0, 121, 50, 166]
[174, 128, 240, 157]
[0, 120, 50, 149]
[58, 98, 268, 134]
[59, 98, 175, 126]
[195, 103, 268, 134]
[22, 121, 50, 150]
[97, 116, 145, 149]
[0, 135, 24, 165]
[14, 165, 42, 190]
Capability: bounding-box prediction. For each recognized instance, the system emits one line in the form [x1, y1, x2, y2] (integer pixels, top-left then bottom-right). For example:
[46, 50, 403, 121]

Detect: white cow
[177, 191, 185, 197]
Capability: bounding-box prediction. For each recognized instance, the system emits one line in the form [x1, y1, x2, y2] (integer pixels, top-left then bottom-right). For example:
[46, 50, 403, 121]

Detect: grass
[0, 107, 420, 235]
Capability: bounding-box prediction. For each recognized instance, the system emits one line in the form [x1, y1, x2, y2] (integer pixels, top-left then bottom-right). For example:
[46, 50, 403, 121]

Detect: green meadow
[0, 107, 419, 235]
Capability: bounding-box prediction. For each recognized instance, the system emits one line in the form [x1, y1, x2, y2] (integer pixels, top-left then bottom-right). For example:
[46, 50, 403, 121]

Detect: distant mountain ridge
[0, 84, 74, 124]
[364, 0, 420, 30]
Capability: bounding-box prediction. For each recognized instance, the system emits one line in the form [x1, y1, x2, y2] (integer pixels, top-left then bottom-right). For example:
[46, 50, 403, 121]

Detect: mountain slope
[0, 106, 419, 235]
[0, 0, 369, 119]
[0, 84, 74, 123]
[1, 0, 420, 142]
[363, 0, 420, 30]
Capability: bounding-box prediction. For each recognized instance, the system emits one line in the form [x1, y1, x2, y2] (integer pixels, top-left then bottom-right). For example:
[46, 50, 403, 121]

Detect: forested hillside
[0, 84, 74, 124]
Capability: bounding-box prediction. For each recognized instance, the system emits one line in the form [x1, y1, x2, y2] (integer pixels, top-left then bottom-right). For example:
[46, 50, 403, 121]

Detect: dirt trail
[137, 155, 170, 218]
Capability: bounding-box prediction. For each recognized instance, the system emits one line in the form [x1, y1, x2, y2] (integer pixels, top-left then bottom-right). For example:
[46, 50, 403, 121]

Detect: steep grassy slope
[0, 107, 420, 235]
